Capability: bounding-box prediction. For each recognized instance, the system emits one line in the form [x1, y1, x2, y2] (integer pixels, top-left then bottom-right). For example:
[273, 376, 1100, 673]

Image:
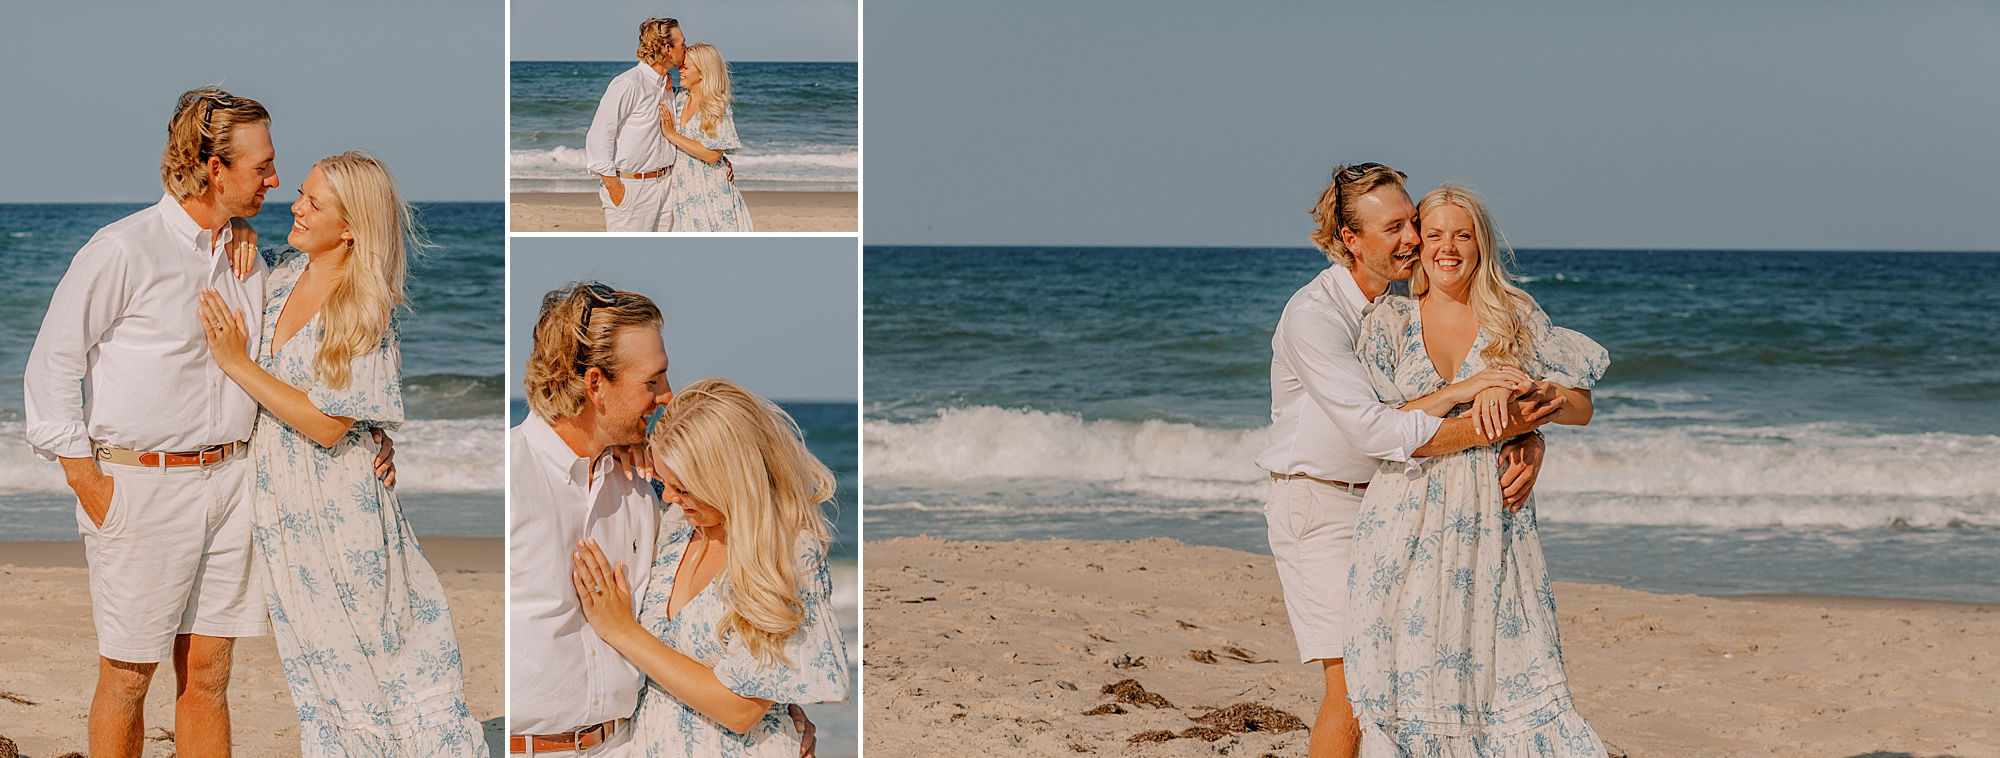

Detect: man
[585, 17, 731, 233]
[23, 87, 393, 758]
[508, 283, 814, 756]
[1256, 163, 1566, 758]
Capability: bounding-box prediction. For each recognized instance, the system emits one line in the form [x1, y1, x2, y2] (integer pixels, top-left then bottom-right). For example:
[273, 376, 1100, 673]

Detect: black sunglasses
[573, 283, 620, 376]
[199, 93, 238, 161]
[1334, 162, 1388, 185]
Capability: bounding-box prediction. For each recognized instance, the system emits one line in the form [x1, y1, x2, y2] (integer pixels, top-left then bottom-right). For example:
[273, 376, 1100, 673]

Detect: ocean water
[862, 247, 2000, 604]
[511, 61, 857, 193]
[508, 400, 860, 561]
[0, 202, 506, 540]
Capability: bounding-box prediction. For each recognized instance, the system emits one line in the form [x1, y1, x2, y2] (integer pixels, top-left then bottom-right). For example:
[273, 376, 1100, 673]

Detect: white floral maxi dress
[667, 89, 754, 231]
[249, 250, 487, 757]
[1345, 295, 1610, 758]
[631, 523, 852, 758]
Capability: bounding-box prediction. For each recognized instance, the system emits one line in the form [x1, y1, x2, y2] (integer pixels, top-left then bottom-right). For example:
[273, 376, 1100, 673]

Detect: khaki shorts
[599, 172, 674, 232]
[1263, 476, 1363, 664]
[78, 455, 267, 663]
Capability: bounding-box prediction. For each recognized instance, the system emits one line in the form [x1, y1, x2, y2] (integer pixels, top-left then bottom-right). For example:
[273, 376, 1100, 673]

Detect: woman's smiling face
[1421, 203, 1480, 293]
[287, 167, 351, 255]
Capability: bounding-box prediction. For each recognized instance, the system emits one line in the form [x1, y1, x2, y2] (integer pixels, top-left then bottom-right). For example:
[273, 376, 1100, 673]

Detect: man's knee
[97, 657, 159, 702]
[174, 635, 236, 696]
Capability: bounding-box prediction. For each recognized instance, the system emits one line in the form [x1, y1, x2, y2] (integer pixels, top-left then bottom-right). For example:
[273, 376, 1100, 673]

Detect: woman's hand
[226, 218, 258, 280]
[572, 539, 639, 642]
[1448, 366, 1532, 405]
[1470, 385, 1514, 441]
[197, 288, 252, 372]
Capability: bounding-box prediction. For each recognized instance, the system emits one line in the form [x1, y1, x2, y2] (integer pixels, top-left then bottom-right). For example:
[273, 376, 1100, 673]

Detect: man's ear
[207, 155, 228, 184]
[1337, 226, 1357, 251]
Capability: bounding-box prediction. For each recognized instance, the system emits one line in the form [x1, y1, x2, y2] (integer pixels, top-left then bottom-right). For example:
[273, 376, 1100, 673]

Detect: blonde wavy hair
[1308, 162, 1409, 268]
[303, 152, 424, 390]
[160, 87, 270, 201]
[682, 42, 733, 138]
[523, 283, 663, 422]
[650, 379, 836, 666]
[1411, 184, 1538, 370]
[637, 17, 680, 66]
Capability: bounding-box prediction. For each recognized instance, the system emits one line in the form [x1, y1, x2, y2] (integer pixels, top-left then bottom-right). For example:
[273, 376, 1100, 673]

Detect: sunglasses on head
[573, 283, 620, 376]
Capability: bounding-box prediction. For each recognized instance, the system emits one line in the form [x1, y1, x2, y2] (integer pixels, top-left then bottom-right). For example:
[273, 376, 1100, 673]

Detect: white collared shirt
[508, 412, 679, 735]
[24, 193, 268, 459]
[585, 62, 677, 178]
[1256, 266, 1443, 484]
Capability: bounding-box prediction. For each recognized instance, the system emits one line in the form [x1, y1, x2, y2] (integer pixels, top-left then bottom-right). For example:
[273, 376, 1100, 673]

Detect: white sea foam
[864, 406, 2000, 530]
[0, 418, 502, 495]
[509, 146, 858, 187]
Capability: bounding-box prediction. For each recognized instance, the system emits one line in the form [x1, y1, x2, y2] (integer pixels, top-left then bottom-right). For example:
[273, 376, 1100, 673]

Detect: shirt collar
[633, 61, 666, 89]
[1326, 265, 1377, 312]
[155, 192, 231, 258]
[519, 412, 612, 487]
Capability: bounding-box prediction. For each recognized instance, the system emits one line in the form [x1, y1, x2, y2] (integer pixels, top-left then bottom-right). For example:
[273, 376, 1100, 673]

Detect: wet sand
[509, 191, 857, 232]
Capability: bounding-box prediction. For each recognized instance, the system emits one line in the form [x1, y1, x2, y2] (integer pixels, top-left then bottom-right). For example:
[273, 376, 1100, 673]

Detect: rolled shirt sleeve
[24, 235, 130, 460]
[1277, 301, 1442, 467]
[585, 75, 638, 178]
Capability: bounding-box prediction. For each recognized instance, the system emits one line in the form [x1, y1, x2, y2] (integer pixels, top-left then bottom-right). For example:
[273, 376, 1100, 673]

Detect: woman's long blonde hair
[1412, 185, 1538, 370]
[650, 378, 836, 665]
[683, 42, 733, 138]
[310, 151, 422, 389]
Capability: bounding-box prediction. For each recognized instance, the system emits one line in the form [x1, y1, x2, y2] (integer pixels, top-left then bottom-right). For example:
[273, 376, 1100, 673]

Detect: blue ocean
[0, 203, 506, 539]
[862, 247, 2000, 604]
[511, 61, 857, 192]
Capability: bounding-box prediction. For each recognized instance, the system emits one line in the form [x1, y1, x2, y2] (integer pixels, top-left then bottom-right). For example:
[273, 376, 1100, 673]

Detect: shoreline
[0, 536, 502, 571]
[509, 190, 856, 232]
[864, 536, 2000, 757]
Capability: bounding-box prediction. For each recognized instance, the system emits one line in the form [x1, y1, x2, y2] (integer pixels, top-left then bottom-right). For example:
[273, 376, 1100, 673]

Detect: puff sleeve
[1524, 302, 1608, 390]
[711, 533, 852, 705]
[307, 320, 405, 431]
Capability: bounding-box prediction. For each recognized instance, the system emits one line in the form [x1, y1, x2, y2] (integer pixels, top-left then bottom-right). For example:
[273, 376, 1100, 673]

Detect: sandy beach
[0, 537, 505, 758]
[509, 191, 857, 232]
[863, 536, 2000, 758]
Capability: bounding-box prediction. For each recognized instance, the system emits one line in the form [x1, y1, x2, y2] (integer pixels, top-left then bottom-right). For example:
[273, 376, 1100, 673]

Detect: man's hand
[60, 456, 115, 528]
[787, 704, 817, 757]
[1498, 432, 1546, 512]
[371, 428, 397, 488]
[604, 176, 627, 207]
[724, 157, 734, 183]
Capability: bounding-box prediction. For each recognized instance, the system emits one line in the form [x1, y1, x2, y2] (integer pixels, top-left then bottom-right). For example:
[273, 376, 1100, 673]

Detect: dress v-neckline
[1413, 299, 1483, 387]
[663, 526, 722, 624]
[270, 264, 320, 358]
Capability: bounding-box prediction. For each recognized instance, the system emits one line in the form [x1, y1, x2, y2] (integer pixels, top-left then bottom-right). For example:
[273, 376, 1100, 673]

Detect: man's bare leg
[1311, 657, 1360, 758]
[172, 634, 236, 758]
[90, 656, 159, 758]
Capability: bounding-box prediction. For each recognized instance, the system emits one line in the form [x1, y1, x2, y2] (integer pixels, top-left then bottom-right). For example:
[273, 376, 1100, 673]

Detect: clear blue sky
[863, 1, 2000, 251]
[0, 1, 503, 203]
[509, 240, 859, 403]
[510, 0, 858, 62]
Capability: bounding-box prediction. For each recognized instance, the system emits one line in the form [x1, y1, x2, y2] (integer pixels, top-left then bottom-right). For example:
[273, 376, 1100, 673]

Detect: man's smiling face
[1343, 186, 1422, 283]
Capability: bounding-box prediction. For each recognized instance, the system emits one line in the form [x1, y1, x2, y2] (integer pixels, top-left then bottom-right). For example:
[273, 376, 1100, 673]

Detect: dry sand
[0, 537, 504, 758]
[863, 537, 2000, 758]
[509, 191, 857, 232]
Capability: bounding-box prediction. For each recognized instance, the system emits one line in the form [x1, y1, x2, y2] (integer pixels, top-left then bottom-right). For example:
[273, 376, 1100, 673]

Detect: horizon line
[861, 243, 2000, 255]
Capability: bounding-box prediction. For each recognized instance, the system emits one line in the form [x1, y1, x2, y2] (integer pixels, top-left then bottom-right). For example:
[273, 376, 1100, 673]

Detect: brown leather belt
[617, 167, 670, 180]
[95, 441, 245, 469]
[1270, 472, 1368, 492]
[509, 719, 619, 754]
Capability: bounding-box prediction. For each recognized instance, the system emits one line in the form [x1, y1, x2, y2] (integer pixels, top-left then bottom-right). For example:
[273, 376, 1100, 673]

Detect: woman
[657, 41, 754, 231]
[571, 378, 850, 757]
[198, 152, 487, 756]
[1345, 185, 1609, 757]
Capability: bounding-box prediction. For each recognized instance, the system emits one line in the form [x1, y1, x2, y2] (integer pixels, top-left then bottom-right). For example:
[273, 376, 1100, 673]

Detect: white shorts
[78, 455, 267, 663]
[1263, 476, 1364, 664]
[600, 172, 674, 232]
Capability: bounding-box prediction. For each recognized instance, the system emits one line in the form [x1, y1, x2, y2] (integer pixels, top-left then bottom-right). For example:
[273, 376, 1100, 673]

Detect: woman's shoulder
[1364, 293, 1420, 327]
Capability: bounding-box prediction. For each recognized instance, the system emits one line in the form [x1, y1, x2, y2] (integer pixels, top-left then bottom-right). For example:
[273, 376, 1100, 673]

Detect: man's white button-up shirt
[1256, 266, 1443, 484]
[24, 193, 267, 459]
[584, 62, 677, 178]
[508, 411, 678, 735]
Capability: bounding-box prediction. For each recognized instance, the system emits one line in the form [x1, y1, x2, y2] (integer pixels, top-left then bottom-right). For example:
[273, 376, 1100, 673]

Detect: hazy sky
[510, 0, 858, 61]
[0, 2, 502, 203]
[865, 1, 2000, 251]
[509, 240, 858, 403]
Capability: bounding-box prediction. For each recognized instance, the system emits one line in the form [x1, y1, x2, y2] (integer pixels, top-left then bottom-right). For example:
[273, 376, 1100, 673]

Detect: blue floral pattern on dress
[666, 88, 755, 232]
[249, 248, 487, 757]
[1345, 294, 1610, 758]
[631, 521, 851, 757]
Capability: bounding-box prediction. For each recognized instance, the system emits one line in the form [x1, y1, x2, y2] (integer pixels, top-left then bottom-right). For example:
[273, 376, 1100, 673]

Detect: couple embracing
[1260, 164, 1611, 757]
[590, 17, 753, 232]
[25, 88, 484, 756]
[508, 284, 851, 757]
